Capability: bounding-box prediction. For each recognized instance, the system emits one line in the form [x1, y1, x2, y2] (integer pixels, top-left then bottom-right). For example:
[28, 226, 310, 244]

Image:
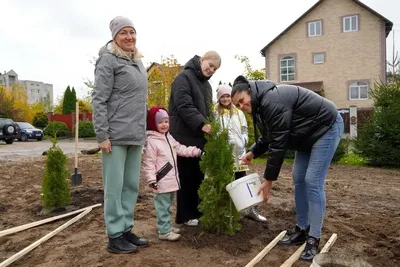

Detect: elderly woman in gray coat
[92, 16, 148, 254]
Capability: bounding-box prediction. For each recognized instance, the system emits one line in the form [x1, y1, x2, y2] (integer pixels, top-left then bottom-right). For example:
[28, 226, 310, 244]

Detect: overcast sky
[1, 0, 399, 104]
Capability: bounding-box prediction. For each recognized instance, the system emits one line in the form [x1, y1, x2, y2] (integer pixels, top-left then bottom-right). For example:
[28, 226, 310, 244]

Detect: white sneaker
[172, 227, 180, 234]
[159, 231, 181, 241]
[184, 219, 199, 226]
[245, 206, 267, 222]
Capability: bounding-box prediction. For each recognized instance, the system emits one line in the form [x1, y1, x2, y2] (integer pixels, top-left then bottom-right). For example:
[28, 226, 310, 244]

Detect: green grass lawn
[253, 157, 294, 164]
[336, 152, 366, 166]
[252, 152, 366, 167]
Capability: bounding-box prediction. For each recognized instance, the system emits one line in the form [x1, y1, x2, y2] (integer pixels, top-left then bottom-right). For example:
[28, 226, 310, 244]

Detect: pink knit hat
[155, 109, 169, 126]
[217, 84, 232, 100]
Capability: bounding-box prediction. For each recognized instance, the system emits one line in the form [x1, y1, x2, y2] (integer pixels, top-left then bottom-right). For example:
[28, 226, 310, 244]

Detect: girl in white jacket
[215, 84, 266, 222]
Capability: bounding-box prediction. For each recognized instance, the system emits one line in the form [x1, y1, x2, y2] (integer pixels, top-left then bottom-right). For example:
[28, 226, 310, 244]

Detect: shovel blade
[71, 170, 82, 185]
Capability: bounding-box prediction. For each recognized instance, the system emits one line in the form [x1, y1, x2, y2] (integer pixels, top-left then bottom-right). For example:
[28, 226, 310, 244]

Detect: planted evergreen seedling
[199, 115, 241, 235]
[41, 136, 71, 213]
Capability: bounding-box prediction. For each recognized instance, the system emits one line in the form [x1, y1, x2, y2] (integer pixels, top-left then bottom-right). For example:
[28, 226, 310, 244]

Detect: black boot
[279, 225, 310, 246]
[107, 235, 137, 254]
[300, 236, 320, 261]
[123, 231, 149, 247]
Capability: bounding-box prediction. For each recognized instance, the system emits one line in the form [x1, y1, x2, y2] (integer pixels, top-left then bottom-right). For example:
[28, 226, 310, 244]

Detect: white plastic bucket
[225, 173, 263, 212]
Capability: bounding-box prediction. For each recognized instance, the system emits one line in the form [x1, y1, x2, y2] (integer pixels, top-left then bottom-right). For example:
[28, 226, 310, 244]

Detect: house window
[280, 56, 295, 82]
[343, 15, 358, 32]
[308, 21, 322, 37]
[313, 53, 325, 64]
[349, 81, 368, 100]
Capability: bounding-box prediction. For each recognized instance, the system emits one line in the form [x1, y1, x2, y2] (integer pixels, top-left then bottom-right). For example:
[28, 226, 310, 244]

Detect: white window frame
[313, 53, 325, 64]
[280, 56, 296, 82]
[343, 15, 358, 32]
[349, 81, 368, 100]
[308, 21, 322, 37]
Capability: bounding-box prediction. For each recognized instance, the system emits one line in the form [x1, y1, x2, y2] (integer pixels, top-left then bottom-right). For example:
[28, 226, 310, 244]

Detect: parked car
[0, 118, 18, 144]
[15, 122, 44, 141]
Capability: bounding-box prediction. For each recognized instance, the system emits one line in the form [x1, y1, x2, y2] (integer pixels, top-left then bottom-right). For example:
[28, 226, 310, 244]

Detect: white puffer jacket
[215, 106, 248, 167]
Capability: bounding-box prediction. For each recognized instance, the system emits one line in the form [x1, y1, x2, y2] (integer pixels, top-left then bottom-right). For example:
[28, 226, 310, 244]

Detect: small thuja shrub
[41, 137, 71, 211]
[44, 121, 69, 137]
[199, 115, 241, 235]
[332, 138, 351, 163]
[32, 112, 48, 128]
[72, 121, 95, 138]
[354, 79, 400, 167]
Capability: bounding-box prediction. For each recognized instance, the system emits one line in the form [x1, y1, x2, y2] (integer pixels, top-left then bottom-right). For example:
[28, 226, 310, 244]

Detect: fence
[48, 111, 92, 131]
[339, 107, 373, 135]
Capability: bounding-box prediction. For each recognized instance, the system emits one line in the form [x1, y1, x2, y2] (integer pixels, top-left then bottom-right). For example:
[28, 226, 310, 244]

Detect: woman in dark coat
[231, 75, 344, 261]
[168, 51, 221, 226]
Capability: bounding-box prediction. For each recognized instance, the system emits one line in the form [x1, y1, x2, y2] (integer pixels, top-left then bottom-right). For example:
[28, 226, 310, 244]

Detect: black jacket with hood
[168, 55, 213, 150]
[249, 81, 338, 181]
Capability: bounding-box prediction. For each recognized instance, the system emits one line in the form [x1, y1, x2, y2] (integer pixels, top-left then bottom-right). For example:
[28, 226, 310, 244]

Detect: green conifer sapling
[41, 136, 71, 212]
[199, 115, 241, 235]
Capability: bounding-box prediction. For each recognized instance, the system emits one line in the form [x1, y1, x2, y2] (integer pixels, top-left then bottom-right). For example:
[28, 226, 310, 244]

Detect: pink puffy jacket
[142, 130, 201, 193]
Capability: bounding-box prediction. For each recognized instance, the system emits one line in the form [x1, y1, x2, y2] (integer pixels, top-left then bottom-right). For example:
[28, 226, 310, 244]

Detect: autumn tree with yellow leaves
[0, 84, 47, 122]
[0, 85, 15, 118]
[10, 83, 47, 122]
[10, 83, 30, 121]
[147, 56, 182, 108]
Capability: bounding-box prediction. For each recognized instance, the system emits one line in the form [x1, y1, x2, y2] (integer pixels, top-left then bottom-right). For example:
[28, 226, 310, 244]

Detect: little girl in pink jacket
[142, 106, 202, 241]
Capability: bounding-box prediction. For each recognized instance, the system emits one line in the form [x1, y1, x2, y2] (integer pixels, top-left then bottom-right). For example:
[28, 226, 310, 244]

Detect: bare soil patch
[0, 155, 399, 266]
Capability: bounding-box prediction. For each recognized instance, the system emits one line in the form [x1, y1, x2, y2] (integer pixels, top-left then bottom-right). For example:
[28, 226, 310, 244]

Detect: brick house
[260, 0, 393, 109]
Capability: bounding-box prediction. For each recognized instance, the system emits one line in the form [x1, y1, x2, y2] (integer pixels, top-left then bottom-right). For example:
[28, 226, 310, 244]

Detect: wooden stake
[0, 208, 93, 267]
[308, 233, 338, 267]
[280, 243, 306, 267]
[320, 233, 337, 253]
[245, 230, 287, 267]
[0, 204, 101, 238]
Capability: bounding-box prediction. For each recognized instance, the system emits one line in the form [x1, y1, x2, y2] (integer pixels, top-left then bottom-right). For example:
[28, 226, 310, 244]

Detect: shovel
[71, 101, 82, 185]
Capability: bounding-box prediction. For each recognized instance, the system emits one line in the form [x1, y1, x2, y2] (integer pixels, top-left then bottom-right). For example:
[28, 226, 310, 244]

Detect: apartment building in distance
[0, 69, 53, 107]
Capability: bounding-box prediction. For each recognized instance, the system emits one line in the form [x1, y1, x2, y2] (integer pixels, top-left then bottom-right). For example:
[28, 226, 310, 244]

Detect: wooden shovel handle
[74, 101, 79, 168]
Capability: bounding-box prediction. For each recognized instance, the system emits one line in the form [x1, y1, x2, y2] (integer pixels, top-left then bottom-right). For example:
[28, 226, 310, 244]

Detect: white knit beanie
[217, 84, 232, 100]
[109, 16, 135, 39]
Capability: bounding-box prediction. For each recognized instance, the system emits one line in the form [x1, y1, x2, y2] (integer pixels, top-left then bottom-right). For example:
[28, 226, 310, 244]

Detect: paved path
[0, 139, 99, 162]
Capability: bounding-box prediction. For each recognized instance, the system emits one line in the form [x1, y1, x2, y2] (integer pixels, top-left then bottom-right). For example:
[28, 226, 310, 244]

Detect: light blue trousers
[154, 192, 175, 234]
[292, 113, 344, 238]
[102, 145, 142, 238]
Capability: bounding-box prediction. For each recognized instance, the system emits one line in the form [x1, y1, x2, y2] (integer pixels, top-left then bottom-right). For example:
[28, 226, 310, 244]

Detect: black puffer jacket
[249, 81, 337, 181]
[168, 55, 213, 150]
